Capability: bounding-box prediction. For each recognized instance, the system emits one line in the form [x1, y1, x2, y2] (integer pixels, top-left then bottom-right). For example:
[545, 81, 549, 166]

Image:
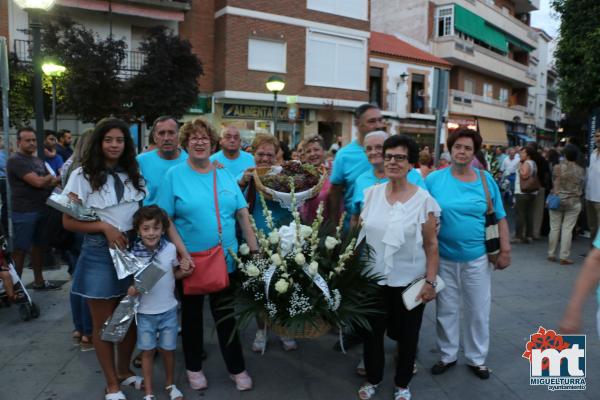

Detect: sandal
[358, 383, 378, 400]
[166, 384, 184, 400]
[72, 331, 82, 346]
[120, 375, 144, 390]
[80, 336, 94, 352]
[104, 390, 127, 400]
[394, 387, 411, 400]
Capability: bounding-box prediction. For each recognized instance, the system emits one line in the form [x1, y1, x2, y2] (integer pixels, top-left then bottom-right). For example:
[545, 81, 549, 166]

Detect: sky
[530, 0, 560, 38]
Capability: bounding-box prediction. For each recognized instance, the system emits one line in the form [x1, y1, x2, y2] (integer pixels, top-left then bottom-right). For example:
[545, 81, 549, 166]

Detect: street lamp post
[14, 0, 56, 157]
[266, 75, 285, 137]
[42, 62, 65, 132]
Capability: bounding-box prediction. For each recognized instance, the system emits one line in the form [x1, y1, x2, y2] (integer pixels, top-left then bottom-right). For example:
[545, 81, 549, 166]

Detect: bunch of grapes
[260, 161, 320, 193]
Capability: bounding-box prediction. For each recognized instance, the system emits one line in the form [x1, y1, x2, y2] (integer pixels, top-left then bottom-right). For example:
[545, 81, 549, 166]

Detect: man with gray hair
[210, 125, 255, 178]
[137, 116, 188, 205]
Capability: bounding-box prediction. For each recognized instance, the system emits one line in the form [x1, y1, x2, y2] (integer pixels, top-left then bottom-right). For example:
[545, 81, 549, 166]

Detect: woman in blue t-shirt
[425, 128, 511, 380]
[157, 118, 258, 392]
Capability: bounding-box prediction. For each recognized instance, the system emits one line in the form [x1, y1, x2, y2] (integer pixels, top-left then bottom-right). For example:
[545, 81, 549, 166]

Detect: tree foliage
[552, 0, 600, 115]
[42, 18, 128, 123]
[126, 26, 203, 126]
[0, 53, 34, 128]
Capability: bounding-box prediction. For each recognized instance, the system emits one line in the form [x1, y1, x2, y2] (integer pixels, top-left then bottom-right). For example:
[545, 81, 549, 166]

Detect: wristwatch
[425, 279, 437, 288]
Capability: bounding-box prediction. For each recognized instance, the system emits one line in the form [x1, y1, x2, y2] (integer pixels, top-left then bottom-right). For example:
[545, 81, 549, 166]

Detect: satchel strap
[479, 169, 494, 216]
[213, 169, 222, 243]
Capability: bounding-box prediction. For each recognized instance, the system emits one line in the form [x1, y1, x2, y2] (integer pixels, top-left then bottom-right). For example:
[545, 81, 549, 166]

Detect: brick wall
[0, 0, 8, 42]
[215, 0, 370, 32]
[179, 0, 215, 93]
[215, 14, 368, 102]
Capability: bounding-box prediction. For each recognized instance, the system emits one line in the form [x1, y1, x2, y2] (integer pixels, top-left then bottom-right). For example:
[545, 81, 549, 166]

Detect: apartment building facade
[527, 28, 561, 146]
[181, 0, 371, 148]
[372, 0, 540, 147]
[369, 31, 451, 147]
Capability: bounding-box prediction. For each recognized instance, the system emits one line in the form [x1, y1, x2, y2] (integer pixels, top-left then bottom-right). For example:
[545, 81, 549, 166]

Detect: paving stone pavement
[0, 237, 598, 400]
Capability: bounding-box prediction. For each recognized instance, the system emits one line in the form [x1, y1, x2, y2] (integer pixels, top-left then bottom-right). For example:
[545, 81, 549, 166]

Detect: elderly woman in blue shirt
[425, 128, 511, 380]
[157, 118, 258, 392]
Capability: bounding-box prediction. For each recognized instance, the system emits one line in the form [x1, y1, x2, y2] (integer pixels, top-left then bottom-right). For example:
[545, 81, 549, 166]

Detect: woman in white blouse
[357, 134, 440, 400]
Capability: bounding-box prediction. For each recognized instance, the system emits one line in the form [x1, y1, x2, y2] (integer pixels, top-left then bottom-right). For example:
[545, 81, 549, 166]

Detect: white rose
[325, 236, 338, 250]
[271, 253, 282, 266]
[246, 264, 260, 277]
[268, 231, 280, 245]
[308, 261, 319, 275]
[294, 253, 306, 266]
[239, 243, 250, 256]
[274, 279, 289, 294]
[300, 225, 313, 238]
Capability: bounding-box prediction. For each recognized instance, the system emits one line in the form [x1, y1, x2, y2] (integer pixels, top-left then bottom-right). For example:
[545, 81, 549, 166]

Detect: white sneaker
[252, 329, 267, 353]
[280, 336, 298, 351]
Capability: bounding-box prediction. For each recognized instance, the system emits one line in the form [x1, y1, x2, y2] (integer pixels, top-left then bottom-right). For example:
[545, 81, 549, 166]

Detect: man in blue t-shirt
[137, 116, 188, 205]
[210, 126, 255, 178]
[328, 104, 386, 222]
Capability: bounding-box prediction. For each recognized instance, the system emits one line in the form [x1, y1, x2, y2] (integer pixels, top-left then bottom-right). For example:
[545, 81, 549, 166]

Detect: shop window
[318, 121, 342, 150]
[248, 39, 286, 73]
[410, 74, 425, 114]
[306, 30, 367, 91]
[369, 67, 383, 109]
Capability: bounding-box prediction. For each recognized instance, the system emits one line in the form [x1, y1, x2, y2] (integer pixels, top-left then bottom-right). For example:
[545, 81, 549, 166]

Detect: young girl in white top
[128, 205, 191, 400]
[63, 118, 148, 400]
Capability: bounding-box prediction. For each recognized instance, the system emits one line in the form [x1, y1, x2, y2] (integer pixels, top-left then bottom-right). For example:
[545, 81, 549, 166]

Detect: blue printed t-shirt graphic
[426, 167, 505, 262]
[157, 164, 247, 272]
[210, 150, 255, 179]
[137, 149, 188, 206]
[351, 168, 427, 215]
[329, 140, 372, 213]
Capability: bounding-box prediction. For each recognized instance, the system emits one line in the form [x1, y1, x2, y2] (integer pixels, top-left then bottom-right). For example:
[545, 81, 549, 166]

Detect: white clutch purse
[402, 275, 446, 311]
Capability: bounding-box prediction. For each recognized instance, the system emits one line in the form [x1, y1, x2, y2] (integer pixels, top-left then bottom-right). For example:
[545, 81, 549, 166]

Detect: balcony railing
[547, 89, 558, 102]
[13, 39, 145, 77]
[451, 89, 509, 108]
[546, 119, 557, 130]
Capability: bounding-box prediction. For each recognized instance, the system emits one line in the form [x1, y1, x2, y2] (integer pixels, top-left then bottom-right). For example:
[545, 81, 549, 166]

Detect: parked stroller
[0, 262, 40, 321]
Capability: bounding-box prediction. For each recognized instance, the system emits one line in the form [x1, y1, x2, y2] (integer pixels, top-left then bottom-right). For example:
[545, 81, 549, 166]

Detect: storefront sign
[447, 117, 477, 131]
[223, 103, 305, 121]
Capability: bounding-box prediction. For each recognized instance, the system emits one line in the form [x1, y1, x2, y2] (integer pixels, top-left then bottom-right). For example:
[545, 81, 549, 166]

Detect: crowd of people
[0, 103, 599, 400]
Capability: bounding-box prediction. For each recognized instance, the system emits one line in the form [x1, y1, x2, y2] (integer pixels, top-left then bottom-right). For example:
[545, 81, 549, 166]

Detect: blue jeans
[70, 292, 92, 336]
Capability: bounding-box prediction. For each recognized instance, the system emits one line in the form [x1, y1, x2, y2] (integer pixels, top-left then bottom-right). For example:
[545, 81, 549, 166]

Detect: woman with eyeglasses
[425, 128, 511, 381]
[237, 133, 296, 353]
[357, 134, 440, 400]
[157, 118, 258, 392]
[351, 131, 427, 226]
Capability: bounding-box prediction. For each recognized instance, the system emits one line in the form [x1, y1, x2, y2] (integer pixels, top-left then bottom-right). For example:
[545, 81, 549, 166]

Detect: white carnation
[325, 236, 338, 250]
[300, 225, 313, 238]
[268, 231, 280, 245]
[308, 261, 319, 275]
[294, 253, 306, 266]
[239, 244, 250, 255]
[245, 263, 260, 277]
[274, 279, 289, 294]
[271, 253, 282, 266]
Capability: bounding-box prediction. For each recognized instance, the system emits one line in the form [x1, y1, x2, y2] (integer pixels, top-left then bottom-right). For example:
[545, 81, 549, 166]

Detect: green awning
[454, 4, 508, 53]
[506, 35, 535, 52]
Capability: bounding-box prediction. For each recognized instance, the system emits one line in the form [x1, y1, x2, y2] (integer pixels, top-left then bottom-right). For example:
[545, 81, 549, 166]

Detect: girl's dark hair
[446, 127, 482, 153]
[279, 141, 292, 161]
[475, 150, 489, 171]
[133, 205, 170, 233]
[82, 117, 144, 193]
[523, 146, 537, 159]
[563, 144, 580, 162]
[382, 134, 419, 164]
[547, 148, 560, 166]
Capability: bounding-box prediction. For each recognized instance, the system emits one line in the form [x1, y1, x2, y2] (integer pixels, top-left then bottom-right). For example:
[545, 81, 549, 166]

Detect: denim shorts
[136, 306, 179, 351]
[71, 233, 132, 299]
[12, 211, 48, 251]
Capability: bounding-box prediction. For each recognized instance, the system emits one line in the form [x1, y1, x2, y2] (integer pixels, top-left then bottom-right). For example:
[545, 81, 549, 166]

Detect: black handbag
[480, 170, 500, 264]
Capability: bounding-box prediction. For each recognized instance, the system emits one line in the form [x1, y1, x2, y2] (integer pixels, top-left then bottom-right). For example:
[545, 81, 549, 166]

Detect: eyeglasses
[383, 154, 408, 162]
[189, 136, 211, 144]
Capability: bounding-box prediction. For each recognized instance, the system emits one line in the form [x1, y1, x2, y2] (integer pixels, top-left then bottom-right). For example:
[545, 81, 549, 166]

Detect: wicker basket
[252, 164, 327, 209]
[271, 318, 331, 339]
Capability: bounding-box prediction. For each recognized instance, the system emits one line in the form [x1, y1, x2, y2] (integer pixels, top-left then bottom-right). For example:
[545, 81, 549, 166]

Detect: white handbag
[402, 275, 446, 311]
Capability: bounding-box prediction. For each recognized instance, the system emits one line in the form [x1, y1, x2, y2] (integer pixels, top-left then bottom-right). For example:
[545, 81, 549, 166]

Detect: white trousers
[436, 254, 491, 366]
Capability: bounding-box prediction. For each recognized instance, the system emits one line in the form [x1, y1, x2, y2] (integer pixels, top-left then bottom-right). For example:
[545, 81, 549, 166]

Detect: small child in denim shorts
[128, 205, 192, 400]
